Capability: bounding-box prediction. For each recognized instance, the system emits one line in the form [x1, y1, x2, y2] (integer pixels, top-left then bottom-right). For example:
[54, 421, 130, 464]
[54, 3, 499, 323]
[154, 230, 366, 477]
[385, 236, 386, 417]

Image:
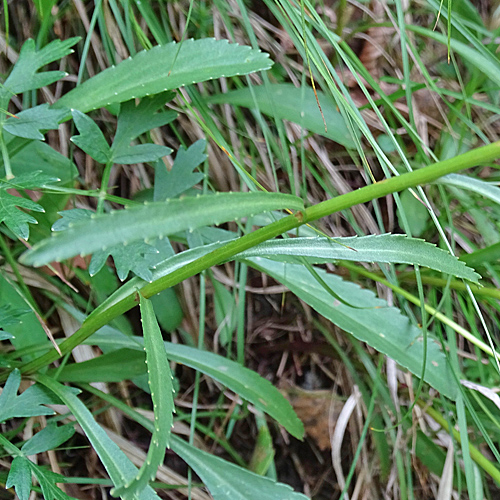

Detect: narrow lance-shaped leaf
[54, 39, 273, 113]
[245, 257, 459, 400]
[85, 329, 304, 440]
[112, 295, 175, 499]
[20, 192, 304, 267]
[207, 83, 356, 149]
[235, 234, 480, 282]
[171, 436, 309, 500]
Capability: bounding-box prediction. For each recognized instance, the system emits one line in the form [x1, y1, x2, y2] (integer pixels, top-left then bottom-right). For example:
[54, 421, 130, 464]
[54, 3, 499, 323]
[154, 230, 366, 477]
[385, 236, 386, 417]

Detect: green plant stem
[419, 401, 500, 483]
[13, 140, 500, 378]
[97, 160, 114, 214]
[340, 261, 500, 363]
[0, 129, 13, 179]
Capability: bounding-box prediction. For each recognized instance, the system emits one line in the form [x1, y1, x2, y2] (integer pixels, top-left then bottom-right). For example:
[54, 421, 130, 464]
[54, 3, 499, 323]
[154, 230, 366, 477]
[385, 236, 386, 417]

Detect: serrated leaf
[171, 436, 308, 500]
[154, 139, 206, 200]
[3, 105, 68, 140]
[111, 95, 175, 164]
[2, 38, 79, 97]
[21, 192, 303, 267]
[36, 375, 161, 500]
[21, 424, 75, 456]
[236, 234, 480, 283]
[70, 110, 111, 163]
[207, 83, 356, 148]
[112, 296, 175, 499]
[0, 369, 54, 421]
[245, 257, 459, 400]
[54, 39, 272, 113]
[6, 457, 32, 500]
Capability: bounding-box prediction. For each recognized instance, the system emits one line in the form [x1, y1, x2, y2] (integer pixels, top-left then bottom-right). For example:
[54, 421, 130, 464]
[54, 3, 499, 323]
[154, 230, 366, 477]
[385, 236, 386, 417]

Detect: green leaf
[90, 241, 160, 281]
[21, 192, 303, 267]
[6, 457, 32, 500]
[36, 375, 161, 500]
[112, 296, 175, 499]
[70, 110, 111, 163]
[53, 209, 161, 281]
[245, 258, 459, 400]
[0, 171, 57, 239]
[435, 173, 500, 206]
[111, 95, 175, 164]
[0, 369, 54, 421]
[3, 105, 67, 140]
[171, 436, 308, 500]
[207, 83, 356, 148]
[54, 348, 147, 382]
[34, 468, 76, 500]
[154, 139, 206, 200]
[398, 190, 429, 237]
[5, 134, 78, 181]
[235, 234, 480, 282]
[21, 424, 75, 455]
[2, 38, 79, 97]
[0, 190, 43, 239]
[54, 39, 273, 113]
[86, 328, 304, 439]
[408, 25, 500, 88]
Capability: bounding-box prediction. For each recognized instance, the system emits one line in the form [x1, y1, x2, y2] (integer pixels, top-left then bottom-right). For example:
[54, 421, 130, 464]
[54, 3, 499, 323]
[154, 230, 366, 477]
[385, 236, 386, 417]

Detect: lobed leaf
[20, 192, 303, 267]
[154, 139, 206, 200]
[6, 457, 31, 500]
[3, 38, 79, 97]
[3, 105, 67, 140]
[0, 369, 54, 421]
[245, 257, 459, 400]
[236, 234, 480, 282]
[54, 39, 273, 113]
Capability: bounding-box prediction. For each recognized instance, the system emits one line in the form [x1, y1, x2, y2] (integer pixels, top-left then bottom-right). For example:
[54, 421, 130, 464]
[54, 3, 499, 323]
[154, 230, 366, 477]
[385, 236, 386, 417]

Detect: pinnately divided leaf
[0, 369, 54, 422]
[20, 192, 303, 267]
[111, 296, 175, 499]
[236, 234, 480, 282]
[52, 209, 160, 281]
[2, 38, 79, 98]
[54, 39, 273, 113]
